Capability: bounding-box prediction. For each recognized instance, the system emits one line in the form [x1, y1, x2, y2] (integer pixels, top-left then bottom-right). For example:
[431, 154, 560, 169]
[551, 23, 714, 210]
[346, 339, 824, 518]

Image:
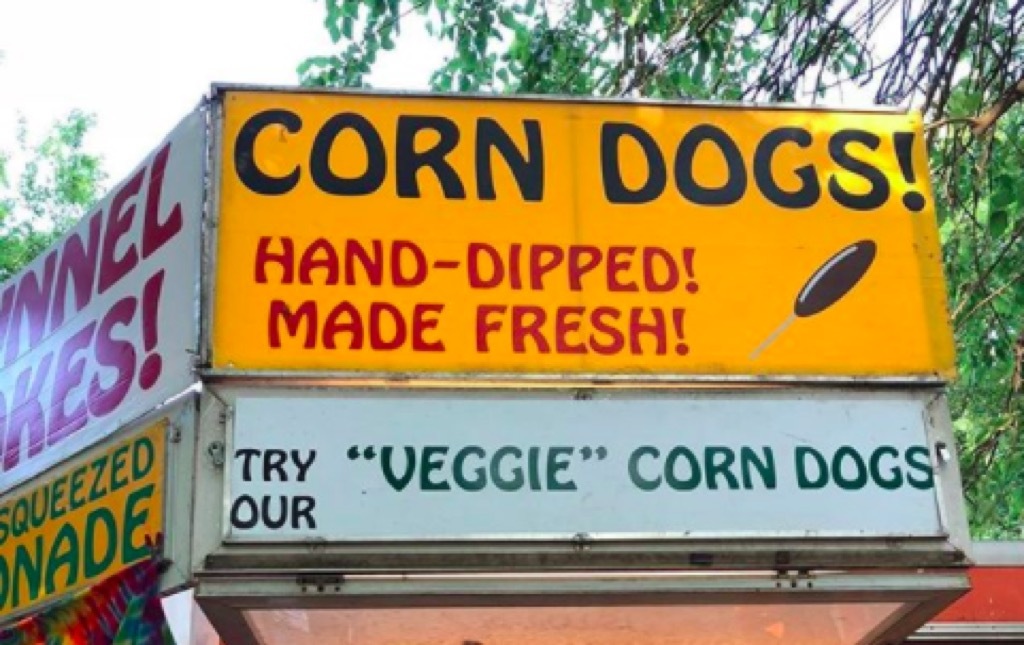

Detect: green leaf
[692, 60, 706, 84]
[989, 209, 1009, 236]
[326, 18, 342, 42]
[499, 8, 517, 29]
[698, 40, 711, 63]
[0, 111, 105, 280]
[991, 175, 1018, 209]
[340, 1, 359, 18]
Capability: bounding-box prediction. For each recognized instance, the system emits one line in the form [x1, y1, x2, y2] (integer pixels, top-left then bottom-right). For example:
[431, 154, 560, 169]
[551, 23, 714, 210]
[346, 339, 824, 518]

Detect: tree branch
[1008, 327, 1024, 410]
[955, 266, 1024, 331]
[924, 116, 978, 131]
[925, 74, 1024, 137]
[971, 75, 1024, 135]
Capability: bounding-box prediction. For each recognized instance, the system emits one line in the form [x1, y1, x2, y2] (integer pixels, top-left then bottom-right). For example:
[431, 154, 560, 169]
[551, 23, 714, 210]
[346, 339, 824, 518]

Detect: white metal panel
[161, 390, 200, 593]
[226, 389, 948, 542]
[0, 110, 206, 493]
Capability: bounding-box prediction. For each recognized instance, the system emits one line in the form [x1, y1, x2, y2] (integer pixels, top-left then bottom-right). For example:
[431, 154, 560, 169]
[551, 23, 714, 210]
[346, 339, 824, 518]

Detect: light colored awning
[193, 570, 968, 645]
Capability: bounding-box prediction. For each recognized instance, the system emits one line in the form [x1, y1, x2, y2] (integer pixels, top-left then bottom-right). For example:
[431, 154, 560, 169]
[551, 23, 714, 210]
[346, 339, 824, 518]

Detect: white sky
[0, 0, 441, 183]
[1, 1, 897, 188]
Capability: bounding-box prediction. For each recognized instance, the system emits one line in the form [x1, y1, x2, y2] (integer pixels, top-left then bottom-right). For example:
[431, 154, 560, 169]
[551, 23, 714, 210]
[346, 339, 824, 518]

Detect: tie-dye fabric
[0, 558, 174, 645]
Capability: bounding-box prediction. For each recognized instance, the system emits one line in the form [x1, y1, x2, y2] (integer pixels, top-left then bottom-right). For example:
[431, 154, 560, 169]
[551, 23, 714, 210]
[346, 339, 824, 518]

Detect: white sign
[227, 390, 945, 541]
[0, 112, 205, 493]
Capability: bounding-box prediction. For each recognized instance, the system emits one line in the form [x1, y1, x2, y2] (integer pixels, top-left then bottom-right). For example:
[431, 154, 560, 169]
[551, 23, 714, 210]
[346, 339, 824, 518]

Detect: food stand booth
[0, 86, 981, 644]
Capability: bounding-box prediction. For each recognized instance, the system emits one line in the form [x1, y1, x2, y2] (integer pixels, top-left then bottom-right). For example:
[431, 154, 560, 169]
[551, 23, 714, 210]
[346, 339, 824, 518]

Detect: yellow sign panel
[0, 422, 165, 616]
[213, 90, 955, 378]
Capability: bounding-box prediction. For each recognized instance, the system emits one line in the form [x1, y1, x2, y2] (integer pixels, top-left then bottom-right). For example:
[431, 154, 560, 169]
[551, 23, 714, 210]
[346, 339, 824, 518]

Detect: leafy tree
[0, 111, 106, 281]
[301, 0, 1024, 536]
[938, 91, 1024, 538]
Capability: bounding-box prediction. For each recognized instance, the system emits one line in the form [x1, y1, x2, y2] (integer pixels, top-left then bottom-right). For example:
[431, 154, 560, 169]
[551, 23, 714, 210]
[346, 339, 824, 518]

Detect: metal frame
[208, 82, 912, 115]
[197, 85, 944, 387]
[197, 89, 223, 373]
[199, 540, 966, 574]
[192, 569, 969, 645]
[162, 391, 202, 593]
[201, 370, 948, 386]
[187, 386, 971, 575]
[219, 386, 968, 547]
[910, 623, 1024, 641]
[926, 392, 972, 561]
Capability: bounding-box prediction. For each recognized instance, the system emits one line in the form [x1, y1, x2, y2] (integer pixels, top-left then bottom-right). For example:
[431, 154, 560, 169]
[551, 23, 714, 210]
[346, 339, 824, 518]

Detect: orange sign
[211, 89, 954, 379]
[0, 421, 165, 616]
